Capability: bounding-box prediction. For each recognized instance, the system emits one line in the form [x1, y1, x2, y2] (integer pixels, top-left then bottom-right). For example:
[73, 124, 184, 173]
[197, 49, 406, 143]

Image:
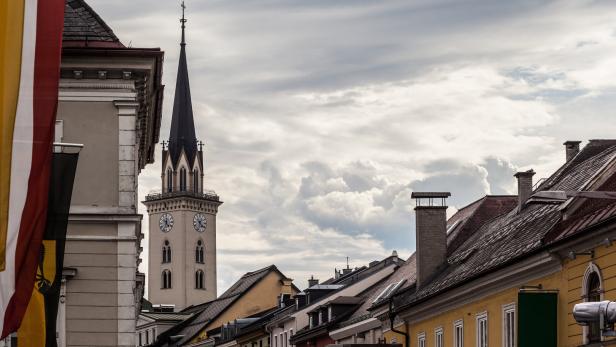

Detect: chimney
[412, 192, 450, 288]
[564, 141, 581, 162]
[307, 275, 319, 288]
[514, 169, 535, 211]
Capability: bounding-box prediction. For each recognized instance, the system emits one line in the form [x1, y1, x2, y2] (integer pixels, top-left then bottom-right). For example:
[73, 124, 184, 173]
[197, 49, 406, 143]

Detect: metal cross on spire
[180, 1, 187, 45]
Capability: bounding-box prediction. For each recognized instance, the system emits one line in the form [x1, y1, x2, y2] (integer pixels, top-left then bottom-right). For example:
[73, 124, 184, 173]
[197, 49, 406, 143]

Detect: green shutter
[518, 291, 558, 347]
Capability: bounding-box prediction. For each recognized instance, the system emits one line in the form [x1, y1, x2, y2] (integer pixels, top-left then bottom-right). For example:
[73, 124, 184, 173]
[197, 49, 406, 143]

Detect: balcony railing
[145, 189, 220, 202]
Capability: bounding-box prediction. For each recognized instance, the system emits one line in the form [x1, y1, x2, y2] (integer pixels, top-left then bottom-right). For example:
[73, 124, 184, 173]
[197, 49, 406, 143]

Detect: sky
[89, 0, 616, 294]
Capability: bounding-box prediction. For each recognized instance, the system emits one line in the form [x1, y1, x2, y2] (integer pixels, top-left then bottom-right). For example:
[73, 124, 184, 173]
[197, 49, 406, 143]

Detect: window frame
[502, 303, 515, 347]
[435, 326, 443, 347]
[582, 262, 604, 344]
[417, 332, 426, 347]
[193, 169, 199, 192]
[195, 269, 205, 289]
[180, 167, 187, 191]
[196, 240, 204, 264]
[162, 269, 172, 289]
[475, 311, 488, 347]
[454, 319, 464, 347]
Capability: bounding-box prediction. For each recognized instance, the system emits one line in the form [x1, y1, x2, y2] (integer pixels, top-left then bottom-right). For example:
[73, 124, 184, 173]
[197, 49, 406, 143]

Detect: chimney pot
[412, 192, 450, 288]
[564, 141, 581, 162]
[514, 169, 535, 211]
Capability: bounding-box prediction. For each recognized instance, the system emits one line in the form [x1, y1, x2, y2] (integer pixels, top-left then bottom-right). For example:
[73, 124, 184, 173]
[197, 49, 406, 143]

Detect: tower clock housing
[143, 14, 222, 310]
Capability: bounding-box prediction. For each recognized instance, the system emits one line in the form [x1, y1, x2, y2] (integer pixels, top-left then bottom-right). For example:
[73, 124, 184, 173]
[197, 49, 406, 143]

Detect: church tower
[144, 4, 221, 310]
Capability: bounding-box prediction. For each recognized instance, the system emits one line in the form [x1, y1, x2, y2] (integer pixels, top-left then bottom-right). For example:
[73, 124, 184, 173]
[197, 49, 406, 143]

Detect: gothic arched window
[166, 168, 173, 192]
[583, 263, 604, 344]
[587, 272, 602, 342]
[180, 168, 187, 191]
[196, 240, 204, 264]
[193, 170, 199, 193]
[162, 240, 171, 263]
[195, 270, 204, 289]
[162, 270, 172, 289]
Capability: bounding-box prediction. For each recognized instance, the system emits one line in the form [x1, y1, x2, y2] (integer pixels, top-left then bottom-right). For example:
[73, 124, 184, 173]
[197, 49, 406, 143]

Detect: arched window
[583, 263, 603, 344]
[162, 270, 171, 289]
[195, 270, 204, 289]
[193, 170, 199, 193]
[162, 240, 171, 263]
[166, 168, 173, 192]
[196, 240, 204, 264]
[179, 167, 187, 191]
[588, 272, 602, 342]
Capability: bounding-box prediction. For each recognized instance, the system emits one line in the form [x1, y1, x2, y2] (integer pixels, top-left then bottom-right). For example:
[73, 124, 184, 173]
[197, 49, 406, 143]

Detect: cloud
[83, 0, 616, 294]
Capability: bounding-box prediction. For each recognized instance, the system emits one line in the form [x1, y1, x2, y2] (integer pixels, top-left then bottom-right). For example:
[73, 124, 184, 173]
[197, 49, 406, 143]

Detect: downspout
[388, 295, 409, 347]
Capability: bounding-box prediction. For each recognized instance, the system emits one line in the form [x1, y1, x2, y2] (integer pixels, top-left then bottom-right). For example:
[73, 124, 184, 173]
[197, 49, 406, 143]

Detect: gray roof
[63, 0, 123, 47]
[396, 140, 616, 310]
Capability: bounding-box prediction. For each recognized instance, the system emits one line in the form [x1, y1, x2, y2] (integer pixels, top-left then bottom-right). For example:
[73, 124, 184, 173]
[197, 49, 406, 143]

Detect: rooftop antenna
[180, 1, 187, 46]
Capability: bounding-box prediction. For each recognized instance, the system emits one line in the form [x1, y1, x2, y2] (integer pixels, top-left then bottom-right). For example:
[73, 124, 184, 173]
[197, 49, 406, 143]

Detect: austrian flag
[0, 0, 65, 338]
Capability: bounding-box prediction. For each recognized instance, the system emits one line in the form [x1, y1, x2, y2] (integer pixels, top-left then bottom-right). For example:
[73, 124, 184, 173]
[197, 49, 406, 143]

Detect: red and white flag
[0, 0, 65, 337]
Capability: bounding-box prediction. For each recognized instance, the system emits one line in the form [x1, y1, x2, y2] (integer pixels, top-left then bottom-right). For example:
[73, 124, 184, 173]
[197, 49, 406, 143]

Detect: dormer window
[309, 315, 314, 328]
[318, 311, 323, 325]
[328, 306, 332, 321]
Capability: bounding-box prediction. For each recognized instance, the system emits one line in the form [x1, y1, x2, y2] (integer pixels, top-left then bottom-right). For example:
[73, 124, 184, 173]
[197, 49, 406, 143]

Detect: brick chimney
[412, 192, 450, 288]
[564, 141, 581, 162]
[514, 169, 535, 212]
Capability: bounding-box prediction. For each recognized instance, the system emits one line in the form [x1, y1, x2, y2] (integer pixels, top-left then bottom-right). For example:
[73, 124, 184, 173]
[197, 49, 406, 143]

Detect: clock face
[193, 213, 207, 233]
[159, 213, 174, 232]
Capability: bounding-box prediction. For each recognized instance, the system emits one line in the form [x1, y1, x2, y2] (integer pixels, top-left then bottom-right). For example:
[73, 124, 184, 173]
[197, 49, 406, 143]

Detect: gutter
[388, 294, 409, 347]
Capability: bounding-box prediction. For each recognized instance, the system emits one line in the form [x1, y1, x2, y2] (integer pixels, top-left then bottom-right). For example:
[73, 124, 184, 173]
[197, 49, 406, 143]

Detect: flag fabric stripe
[0, 0, 37, 337]
[0, 0, 25, 271]
[1, 0, 64, 338]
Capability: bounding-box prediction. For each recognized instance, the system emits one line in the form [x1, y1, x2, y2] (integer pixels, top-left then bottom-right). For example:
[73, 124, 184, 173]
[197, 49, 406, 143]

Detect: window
[417, 332, 426, 347]
[502, 304, 515, 347]
[476, 312, 487, 347]
[162, 240, 171, 263]
[274, 335, 278, 347]
[196, 240, 204, 263]
[180, 167, 187, 191]
[372, 279, 407, 303]
[318, 311, 323, 325]
[587, 271, 602, 342]
[328, 306, 332, 321]
[195, 270, 204, 289]
[162, 269, 171, 289]
[309, 315, 314, 328]
[146, 330, 149, 344]
[167, 168, 173, 192]
[454, 319, 464, 347]
[193, 170, 199, 192]
[435, 327, 443, 347]
[284, 332, 288, 347]
[139, 332, 142, 346]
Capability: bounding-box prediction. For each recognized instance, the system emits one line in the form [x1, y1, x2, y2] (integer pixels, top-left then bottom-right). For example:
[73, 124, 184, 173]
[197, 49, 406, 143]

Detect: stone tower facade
[143, 7, 221, 310]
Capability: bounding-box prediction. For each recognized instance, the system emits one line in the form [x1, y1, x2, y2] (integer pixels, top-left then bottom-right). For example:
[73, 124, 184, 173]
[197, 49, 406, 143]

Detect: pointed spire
[168, 0, 198, 166]
[180, 1, 186, 46]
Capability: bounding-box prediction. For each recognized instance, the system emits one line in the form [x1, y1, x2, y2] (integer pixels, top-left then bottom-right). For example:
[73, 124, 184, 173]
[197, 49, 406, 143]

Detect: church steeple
[168, 1, 197, 166]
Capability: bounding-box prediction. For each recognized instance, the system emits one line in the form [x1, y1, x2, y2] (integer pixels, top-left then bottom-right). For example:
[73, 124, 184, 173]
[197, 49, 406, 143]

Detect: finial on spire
[180, 1, 187, 45]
